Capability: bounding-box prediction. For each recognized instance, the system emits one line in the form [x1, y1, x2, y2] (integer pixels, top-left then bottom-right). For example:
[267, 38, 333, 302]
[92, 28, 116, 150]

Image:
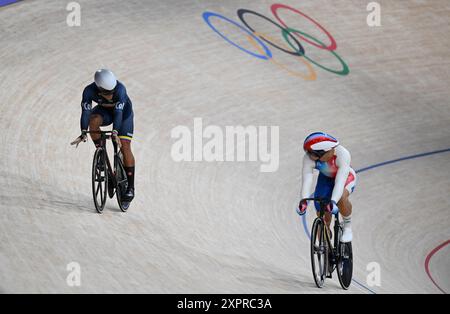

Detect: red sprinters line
[425, 239, 450, 294]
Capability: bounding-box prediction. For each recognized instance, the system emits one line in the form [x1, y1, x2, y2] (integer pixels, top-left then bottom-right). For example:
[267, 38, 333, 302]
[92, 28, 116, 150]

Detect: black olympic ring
[237, 8, 305, 57]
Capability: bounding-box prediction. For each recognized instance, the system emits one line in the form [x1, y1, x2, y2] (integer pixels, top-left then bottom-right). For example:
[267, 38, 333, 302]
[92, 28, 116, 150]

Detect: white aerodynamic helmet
[303, 132, 340, 157]
[94, 69, 117, 91]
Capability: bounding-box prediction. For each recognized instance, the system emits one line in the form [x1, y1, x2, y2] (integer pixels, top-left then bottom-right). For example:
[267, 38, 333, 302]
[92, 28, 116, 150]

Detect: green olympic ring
[282, 27, 350, 76]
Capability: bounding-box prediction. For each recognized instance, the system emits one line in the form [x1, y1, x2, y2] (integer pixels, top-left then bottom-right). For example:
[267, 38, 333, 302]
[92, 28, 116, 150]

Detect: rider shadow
[232, 254, 351, 292]
[239, 270, 314, 292]
[0, 171, 97, 214]
[240, 269, 348, 292]
[105, 202, 127, 213]
[245, 276, 313, 291]
[225, 257, 313, 292]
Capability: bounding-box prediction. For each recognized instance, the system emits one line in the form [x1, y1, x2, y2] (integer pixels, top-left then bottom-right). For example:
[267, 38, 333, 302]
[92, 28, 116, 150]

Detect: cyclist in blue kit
[71, 69, 135, 202]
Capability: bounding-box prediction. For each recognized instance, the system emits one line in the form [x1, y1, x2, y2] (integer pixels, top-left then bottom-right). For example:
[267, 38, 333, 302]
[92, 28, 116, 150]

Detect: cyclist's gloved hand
[326, 200, 339, 215]
[297, 200, 308, 216]
[71, 130, 88, 148]
[112, 130, 122, 149]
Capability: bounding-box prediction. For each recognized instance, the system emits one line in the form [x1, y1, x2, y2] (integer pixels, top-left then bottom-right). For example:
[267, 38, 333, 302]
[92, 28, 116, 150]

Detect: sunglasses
[307, 150, 327, 159]
[98, 87, 115, 96]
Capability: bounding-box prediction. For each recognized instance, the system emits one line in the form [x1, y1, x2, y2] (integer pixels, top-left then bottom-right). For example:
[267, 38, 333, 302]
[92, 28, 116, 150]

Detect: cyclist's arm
[331, 146, 351, 203]
[80, 87, 93, 131]
[112, 85, 127, 133]
[301, 154, 315, 199]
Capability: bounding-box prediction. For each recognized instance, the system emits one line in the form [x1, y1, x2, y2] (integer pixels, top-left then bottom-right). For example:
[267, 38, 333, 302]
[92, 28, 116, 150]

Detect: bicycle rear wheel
[92, 148, 108, 213]
[337, 226, 353, 290]
[311, 218, 327, 288]
[115, 153, 129, 212]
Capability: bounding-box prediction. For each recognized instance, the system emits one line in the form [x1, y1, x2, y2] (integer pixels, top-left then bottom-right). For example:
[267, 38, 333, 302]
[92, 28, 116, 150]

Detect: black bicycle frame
[302, 198, 341, 259]
[87, 131, 119, 187]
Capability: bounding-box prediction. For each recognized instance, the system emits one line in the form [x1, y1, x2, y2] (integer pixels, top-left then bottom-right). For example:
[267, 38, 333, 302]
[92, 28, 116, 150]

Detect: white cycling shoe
[341, 228, 353, 243]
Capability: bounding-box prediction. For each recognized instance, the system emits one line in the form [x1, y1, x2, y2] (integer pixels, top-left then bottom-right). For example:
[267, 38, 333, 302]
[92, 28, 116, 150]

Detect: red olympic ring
[271, 3, 337, 51]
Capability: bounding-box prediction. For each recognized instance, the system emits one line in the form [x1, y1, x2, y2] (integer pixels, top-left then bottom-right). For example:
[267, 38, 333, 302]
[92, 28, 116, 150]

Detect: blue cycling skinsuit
[80, 81, 134, 141]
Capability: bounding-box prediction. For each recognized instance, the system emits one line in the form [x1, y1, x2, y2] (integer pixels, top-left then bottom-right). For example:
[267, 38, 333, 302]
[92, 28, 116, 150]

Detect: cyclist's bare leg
[89, 115, 103, 142]
[317, 211, 333, 239]
[317, 211, 332, 227]
[120, 139, 136, 199]
[338, 190, 352, 217]
[338, 190, 353, 242]
[120, 140, 135, 167]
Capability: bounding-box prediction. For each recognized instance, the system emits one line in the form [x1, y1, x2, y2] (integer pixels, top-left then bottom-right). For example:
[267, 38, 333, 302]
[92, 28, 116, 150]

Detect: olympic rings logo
[202, 3, 350, 80]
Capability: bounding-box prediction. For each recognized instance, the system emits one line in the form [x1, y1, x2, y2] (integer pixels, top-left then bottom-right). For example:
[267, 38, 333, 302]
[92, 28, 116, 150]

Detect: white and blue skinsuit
[301, 145, 357, 211]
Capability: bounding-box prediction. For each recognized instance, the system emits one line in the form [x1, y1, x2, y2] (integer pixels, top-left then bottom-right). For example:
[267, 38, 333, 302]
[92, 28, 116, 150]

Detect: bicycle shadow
[238, 268, 315, 292]
[0, 171, 98, 215]
[215, 255, 314, 292]
[105, 199, 128, 213]
[227, 253, 352, 293]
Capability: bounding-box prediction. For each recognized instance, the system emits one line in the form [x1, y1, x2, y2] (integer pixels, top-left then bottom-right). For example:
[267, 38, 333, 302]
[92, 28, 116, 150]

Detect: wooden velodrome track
[0, 0, 449, 293]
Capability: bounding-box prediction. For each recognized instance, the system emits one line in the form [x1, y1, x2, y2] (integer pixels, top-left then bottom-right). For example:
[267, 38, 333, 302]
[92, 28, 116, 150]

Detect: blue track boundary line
[0, 0, 22, 8]
[356, 148, 450, 174]
[298, 147, 450, 294]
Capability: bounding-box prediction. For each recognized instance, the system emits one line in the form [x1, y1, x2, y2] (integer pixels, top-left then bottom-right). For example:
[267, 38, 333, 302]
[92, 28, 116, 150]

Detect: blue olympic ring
[202, 11, 272, 60]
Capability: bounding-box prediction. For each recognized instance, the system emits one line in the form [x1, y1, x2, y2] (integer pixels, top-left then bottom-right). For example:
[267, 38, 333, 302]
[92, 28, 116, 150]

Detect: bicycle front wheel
[311, 218, 327, 288]
[92, 148, 108, 213]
